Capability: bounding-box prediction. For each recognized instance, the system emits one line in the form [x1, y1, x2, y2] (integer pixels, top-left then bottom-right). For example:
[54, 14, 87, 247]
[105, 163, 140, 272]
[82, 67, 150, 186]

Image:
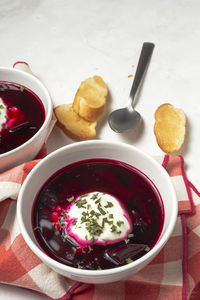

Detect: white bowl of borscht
[17, 140, 177, 284]
[0, 67, 53, 172]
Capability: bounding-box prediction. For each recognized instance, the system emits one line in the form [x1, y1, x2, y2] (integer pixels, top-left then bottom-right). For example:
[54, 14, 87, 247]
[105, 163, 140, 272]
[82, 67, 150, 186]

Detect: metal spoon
[108, 42, 154, 133]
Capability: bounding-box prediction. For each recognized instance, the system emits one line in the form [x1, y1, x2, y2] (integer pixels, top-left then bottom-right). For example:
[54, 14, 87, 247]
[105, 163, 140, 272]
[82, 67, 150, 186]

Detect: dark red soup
[0, 82, 45, 154]
[32, 159, 164, 270]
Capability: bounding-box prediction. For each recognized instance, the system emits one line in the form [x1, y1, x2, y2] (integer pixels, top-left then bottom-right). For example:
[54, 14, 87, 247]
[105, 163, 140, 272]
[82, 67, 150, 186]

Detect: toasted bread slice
[73, 76, 108, 122]
[54, 104, 96, 140]
[154, 103, 186, 153]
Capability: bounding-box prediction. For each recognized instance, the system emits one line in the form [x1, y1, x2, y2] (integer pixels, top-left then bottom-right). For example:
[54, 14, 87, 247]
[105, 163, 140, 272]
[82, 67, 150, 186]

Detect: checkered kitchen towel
[0, 154, 200, 300]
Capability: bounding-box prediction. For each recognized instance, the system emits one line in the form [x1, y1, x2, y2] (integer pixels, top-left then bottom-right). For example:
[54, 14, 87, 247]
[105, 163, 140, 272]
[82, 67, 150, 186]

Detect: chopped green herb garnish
[81, 215, 87, 223]
[94, 198, 101, 204]
[104, 201, 114, 208]
[81, 193, 89, 198]
[88, 245, 93, 252]
[128, 233, 134, 238]
[107, 220, 113, 225]
[111, 225, 117, 232]
[3, 123, 7, 129]
[91, 193, 99, 200]
[82, 211, 89, 216]
[67, 196, 74, 202]
[72, 220, 77, 225]
[87, 204, 91, 210]
[76, 199, 87, 208]
[77, 264, 82, 269]
[0, 104, 4, 109]
[126, 258, 133, 264]
[91, 236, 95, 243]
[97, 204, 106, 215]
[33, 226, 40, 231]
[117, 221, 124, 227]
[102, 217, 108, 227]
[95, 212, 101, 218]
[85, 218, 103, 237]
[90, 210, 95, 216]
[108, 214, 113, 219]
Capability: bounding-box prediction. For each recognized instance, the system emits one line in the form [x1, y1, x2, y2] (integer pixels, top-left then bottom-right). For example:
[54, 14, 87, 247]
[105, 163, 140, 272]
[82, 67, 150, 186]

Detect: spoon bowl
[108, 107, 141, 133]
[108, 42, 154, 133]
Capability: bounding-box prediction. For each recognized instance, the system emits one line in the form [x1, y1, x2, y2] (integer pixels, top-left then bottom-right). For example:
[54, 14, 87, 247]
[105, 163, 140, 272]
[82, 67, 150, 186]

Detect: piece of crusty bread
[154, 103, 186, 153]
[54, 104, 96, 140]
[72, 76, 108, 122]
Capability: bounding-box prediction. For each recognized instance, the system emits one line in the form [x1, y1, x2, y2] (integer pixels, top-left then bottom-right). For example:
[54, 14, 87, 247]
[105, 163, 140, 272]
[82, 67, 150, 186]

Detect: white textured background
[0, 0, 200, 298]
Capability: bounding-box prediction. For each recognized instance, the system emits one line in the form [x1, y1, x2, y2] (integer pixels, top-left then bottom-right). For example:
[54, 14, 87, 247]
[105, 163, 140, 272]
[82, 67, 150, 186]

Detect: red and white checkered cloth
[0, 153, 199, 300]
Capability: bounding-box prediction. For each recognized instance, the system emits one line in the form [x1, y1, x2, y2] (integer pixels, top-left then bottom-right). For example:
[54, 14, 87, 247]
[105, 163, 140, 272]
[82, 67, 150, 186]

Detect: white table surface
[0, 0, 200, 298]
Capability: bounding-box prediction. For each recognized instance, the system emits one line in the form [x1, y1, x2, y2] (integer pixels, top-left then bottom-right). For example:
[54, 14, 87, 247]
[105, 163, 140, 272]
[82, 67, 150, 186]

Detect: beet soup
[0, 82, 45, 154]
[32, 158, 164, 270]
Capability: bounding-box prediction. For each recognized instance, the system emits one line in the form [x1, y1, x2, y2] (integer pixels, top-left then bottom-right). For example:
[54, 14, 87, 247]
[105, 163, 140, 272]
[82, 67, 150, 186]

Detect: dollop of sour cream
[52, 192, 132, 246]
[0, 97, 25, 133]
[0, 98, 7, 131]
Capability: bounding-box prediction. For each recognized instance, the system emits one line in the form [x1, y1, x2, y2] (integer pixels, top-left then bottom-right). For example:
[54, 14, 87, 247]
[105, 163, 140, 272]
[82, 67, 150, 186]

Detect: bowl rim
[17, 140, 178, 277]
[0, 67, 53, 158]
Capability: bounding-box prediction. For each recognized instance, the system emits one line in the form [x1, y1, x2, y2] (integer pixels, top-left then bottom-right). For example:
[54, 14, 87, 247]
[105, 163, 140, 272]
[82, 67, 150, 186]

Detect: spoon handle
[129, 42, 154, 106]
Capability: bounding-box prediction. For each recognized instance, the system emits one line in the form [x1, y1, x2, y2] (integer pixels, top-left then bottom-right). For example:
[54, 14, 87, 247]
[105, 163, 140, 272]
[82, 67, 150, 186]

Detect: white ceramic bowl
[0, 67, 53, 172]
[17, 140, 177, 284]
